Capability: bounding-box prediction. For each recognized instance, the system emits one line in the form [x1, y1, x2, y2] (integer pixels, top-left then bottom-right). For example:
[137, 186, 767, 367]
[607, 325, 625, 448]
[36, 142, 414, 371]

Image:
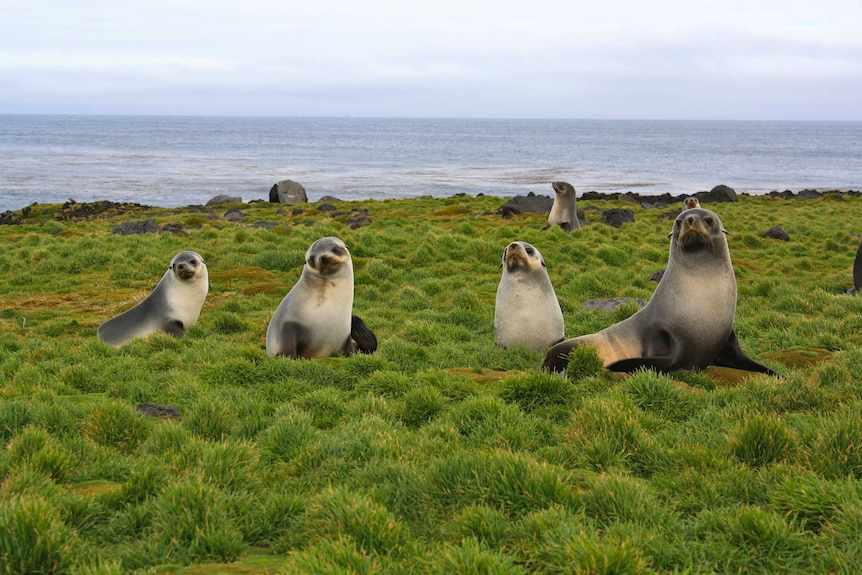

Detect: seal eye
[526, 247, 534, 256]
[332, 246, 345, 256]
[704, 217, 714, 226]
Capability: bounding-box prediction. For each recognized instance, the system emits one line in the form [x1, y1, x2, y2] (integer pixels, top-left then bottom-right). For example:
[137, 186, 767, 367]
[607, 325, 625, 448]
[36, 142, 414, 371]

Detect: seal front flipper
[350, 315, 377, 354]
[542, 340, 579, 373]
[275, 321, 306, 359]
[712, 329, 780, 376]
[163, 320, 186, 339]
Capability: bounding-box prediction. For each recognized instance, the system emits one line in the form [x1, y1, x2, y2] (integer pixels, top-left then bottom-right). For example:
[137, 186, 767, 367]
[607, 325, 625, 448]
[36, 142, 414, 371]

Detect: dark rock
[270, 179, 308, 204]
[224, 209, 244, 223]
[0, 210, 22, 225]
[206, 194, 242, 206]
[136, 403, 181, 419]
[702, 185, 738, 203]
[252, 221, 279, 229]
[499, 194, 553, 217]
[290, 207, 305, 216]
[798, 189, 822, 199]
[768, 190, 795, 199]
[318, 195, 342, 202]
[649, 270, 665, 283]
[111, 219, 160, 235]
[317, 203, 338, 212]
[582, 297, 647, 311]
[600, 208, 635, 228]
[56, 200, 146, 221]
[762, 226, 790, 241]
[346, 209, 372, 229]
[160, 223, 187, 235]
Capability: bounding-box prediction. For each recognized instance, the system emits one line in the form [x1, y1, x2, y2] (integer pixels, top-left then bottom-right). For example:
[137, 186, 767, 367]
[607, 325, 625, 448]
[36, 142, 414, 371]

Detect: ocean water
[1, 115, 860, 213]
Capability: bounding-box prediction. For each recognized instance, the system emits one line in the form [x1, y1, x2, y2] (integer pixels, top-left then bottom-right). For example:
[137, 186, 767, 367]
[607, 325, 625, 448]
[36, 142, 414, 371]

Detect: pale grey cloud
[1, 0, 860, 119]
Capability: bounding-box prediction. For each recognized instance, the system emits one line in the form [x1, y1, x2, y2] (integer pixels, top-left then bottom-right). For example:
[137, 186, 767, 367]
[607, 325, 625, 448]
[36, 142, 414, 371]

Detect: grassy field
[2, 193, 862, 574]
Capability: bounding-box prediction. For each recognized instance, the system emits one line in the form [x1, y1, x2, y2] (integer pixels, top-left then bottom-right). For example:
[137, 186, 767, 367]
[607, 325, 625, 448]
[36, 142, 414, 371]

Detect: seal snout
[174, 262, 198, 280]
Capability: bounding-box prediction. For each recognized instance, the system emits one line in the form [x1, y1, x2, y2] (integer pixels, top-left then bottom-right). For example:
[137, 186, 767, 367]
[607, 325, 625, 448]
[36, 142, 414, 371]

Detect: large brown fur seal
[543, 208, 778, 376]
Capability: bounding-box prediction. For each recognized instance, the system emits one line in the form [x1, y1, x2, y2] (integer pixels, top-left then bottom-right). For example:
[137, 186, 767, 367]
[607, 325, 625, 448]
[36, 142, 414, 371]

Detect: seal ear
[721, 228, 728, 235]
[541, 258, 547, 268]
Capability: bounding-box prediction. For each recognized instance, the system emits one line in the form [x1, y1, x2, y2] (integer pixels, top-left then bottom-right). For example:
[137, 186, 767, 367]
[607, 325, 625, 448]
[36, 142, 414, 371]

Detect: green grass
[2, 194, 862, 573]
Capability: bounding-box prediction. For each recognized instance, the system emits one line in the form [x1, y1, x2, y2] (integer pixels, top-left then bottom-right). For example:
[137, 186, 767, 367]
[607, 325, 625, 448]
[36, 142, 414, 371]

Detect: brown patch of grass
[444, 367, 512, 383]
[763, 347, 833, 369]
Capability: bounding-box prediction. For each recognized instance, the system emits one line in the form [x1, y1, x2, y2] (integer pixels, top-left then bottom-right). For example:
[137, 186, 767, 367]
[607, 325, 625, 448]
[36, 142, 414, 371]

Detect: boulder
[499, 193, 553, 217]
[762, 226, 790, 241]
[111, 219, 160, 235]
[600, 208, 635, 228]
[346, 209, 372, 229]
[270, 179, 308, 204]
[702, 185, 738, 203]
[206, 194, 242, 206]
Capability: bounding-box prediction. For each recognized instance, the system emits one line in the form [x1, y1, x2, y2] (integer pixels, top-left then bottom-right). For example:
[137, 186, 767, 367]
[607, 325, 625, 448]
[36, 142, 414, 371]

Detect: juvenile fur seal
[266, 236, 377, 359]
[494, 241, 565, 352]
[98, 251, 208, 347]
[543, 208, 778, 376]
[543, 181, 580, 232]
[683, 197, 701, 210]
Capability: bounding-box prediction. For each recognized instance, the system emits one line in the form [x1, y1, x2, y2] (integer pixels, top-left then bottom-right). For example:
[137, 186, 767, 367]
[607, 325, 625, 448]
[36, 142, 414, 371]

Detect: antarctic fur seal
[543, 181, 580, 232]
[97, 250, 209, 347]
[543, 208, 778, 376]
[683, 196, 701, 210]
[494, 241, 565, 352]
[851, 238, 862, 295]
[266, 236, 377, 359]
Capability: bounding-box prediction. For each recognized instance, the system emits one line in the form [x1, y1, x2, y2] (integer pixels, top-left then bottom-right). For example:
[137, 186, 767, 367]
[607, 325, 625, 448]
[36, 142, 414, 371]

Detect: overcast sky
[1, 0, 860, 120]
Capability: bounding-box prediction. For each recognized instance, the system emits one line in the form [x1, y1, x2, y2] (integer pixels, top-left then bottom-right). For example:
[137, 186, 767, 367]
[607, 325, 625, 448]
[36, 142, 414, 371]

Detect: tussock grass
[2, 194, 862, 573]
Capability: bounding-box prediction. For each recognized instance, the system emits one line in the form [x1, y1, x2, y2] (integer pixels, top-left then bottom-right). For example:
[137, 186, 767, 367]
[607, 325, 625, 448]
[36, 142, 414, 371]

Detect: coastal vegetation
[2, 193, 862, 574]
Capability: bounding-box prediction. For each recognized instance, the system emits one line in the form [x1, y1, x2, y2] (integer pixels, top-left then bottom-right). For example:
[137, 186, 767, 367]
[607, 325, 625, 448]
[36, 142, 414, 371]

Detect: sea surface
[1, 115, 860, 213]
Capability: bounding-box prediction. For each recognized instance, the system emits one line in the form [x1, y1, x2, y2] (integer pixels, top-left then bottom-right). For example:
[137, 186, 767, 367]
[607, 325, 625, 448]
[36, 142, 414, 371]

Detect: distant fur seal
[266, 236, 377, 359]
[98, 251, 208, 347]
[683, 197, 701, 210]
[494, 241, 565, 352]
[543, 208, 778, 376]
[543, 181, 580, 232]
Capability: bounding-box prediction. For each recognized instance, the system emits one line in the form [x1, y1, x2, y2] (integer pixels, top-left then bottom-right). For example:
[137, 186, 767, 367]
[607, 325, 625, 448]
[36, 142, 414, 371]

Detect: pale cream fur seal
[543, 181, 580, 232]
[494, 241, 565, 352]
[98, 251, 208, 347]
[266, 236, 376, 359]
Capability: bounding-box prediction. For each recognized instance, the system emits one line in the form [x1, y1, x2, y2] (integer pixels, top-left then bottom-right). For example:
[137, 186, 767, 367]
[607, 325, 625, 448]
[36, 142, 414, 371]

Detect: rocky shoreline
[0, 185, 858, 227]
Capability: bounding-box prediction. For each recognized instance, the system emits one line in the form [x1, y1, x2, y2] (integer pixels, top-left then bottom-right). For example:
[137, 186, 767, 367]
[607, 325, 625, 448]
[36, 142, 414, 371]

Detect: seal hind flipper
[350, 315, 378, 354]
[559, 222, 572, 233]
[712, 330, 780, 376]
